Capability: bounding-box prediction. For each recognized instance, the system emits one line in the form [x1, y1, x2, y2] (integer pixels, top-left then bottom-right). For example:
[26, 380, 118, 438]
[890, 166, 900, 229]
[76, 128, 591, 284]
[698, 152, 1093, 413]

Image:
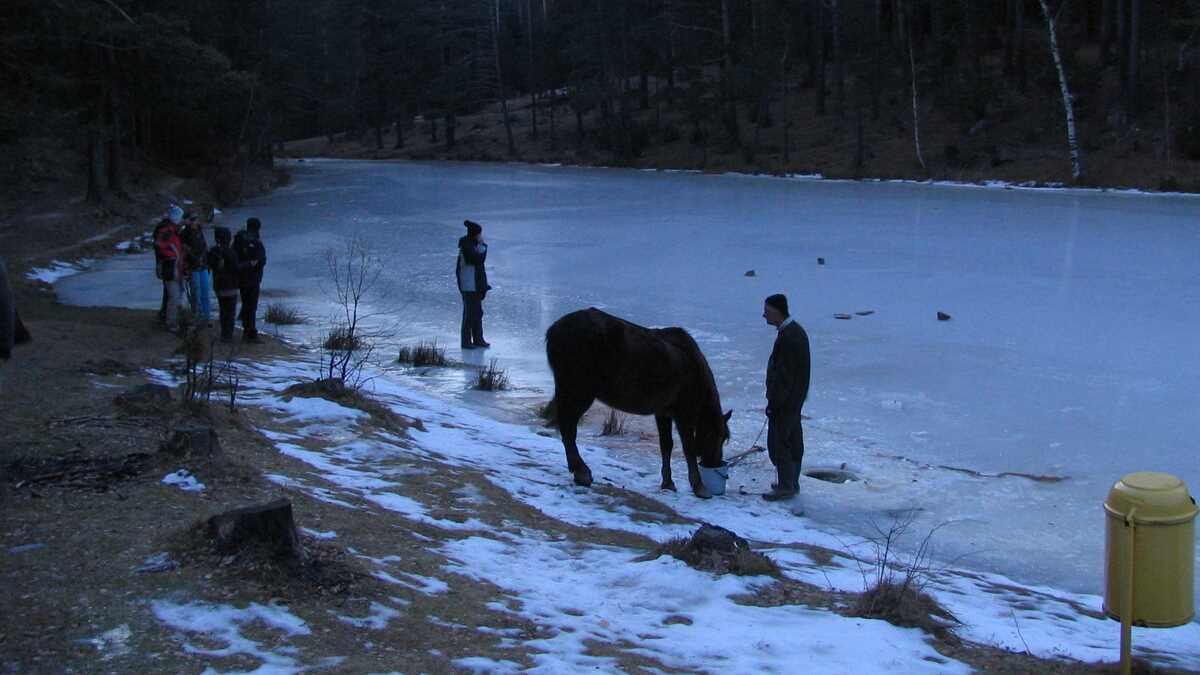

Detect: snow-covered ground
[136, 354, 1200, 672]
[58, 159, 1200, 611]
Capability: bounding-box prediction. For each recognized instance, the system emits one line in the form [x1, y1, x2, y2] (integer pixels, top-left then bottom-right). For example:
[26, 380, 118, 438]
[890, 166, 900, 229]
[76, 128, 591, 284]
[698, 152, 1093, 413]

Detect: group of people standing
[153, 205, 266, 343]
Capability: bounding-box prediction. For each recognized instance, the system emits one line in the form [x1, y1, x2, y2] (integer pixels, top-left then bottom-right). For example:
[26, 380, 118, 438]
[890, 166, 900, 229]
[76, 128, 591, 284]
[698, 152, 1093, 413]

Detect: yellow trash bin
[1103, 472, 1198, 627]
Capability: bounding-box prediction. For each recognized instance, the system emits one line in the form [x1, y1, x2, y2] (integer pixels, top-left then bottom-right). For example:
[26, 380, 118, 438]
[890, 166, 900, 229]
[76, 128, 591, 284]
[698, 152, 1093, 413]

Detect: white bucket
[699, 462, 730, 496]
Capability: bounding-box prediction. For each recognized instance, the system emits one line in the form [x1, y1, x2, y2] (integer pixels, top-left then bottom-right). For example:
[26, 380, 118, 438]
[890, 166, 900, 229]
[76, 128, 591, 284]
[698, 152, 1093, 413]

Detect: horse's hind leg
[656, 416, 676, 491]
[556, 396, 594, 487]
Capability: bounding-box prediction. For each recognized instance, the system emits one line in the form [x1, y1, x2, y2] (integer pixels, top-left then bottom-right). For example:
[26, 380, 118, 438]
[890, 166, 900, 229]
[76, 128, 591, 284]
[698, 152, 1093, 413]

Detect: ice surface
[58, 159, 1200, 608]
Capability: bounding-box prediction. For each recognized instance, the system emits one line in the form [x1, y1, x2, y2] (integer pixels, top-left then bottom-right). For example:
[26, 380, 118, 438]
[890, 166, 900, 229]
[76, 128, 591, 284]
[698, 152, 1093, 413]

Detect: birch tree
[1038, 0, 1083, 181]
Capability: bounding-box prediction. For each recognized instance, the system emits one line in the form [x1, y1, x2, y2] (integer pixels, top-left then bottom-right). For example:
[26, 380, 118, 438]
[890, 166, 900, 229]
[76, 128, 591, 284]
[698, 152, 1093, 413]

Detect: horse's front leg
[676, 420, 711, 499]
[656, 416, 676, 491]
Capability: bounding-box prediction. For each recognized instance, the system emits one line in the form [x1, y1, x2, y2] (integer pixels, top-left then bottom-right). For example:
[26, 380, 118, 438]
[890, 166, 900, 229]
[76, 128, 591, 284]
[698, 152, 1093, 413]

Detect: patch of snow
[26, 259, 93, 284]
[451, 657, 524, 673]
[443, 535, 968, 673]
[300, 527, 337, 540]
[333, 602, 402, 630]
[151, 599, 343, 673]
[162, 469, 206, 493]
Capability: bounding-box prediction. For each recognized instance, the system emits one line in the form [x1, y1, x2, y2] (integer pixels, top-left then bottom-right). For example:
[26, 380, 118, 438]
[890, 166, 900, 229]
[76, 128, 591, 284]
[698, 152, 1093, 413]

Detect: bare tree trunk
[814, 0, 826, 116]
[86, 125, 105, 204]
[1016, 0, 1027, 91]
[781, 40, 790, 165]
[1128, 0, 1140, 117]
[1038, 0, 1083, 181]
[527, 0, 538, 139]
[494, 0, 516, 156]
[906, 5, 925, 172]
[105, 49, 123, 195]
[872, 0, 883, 120]
[832, 0, 844, 117]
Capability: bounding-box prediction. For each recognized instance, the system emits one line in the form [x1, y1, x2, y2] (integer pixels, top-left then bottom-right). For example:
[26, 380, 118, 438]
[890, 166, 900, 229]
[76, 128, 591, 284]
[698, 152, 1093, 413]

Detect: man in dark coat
[762, 293, 811, 502]
[456, 219, 491, 349]
[234, 217, 267, 343]
[206, 227, 241, 342]
[0, 258, 32, 394]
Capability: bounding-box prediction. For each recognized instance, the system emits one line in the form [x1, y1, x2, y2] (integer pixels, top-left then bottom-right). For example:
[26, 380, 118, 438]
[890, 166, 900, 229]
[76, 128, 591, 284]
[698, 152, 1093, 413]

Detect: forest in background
[4, 0, 1200, 206]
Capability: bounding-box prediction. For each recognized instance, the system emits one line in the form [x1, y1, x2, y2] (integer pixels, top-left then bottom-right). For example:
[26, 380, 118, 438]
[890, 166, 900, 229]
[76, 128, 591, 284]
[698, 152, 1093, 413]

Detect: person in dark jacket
[206, 227, 241, 342]
[761, 293, 811, 502]
[180, 212, 212, 324]
[234, 217, 267, 343]
[456, 219, 491, 349]
[1, 258, 33, 394]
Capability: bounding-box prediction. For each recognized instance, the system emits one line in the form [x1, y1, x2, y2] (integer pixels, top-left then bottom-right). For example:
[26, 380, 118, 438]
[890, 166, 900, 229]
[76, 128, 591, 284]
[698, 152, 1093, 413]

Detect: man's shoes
[473, 341, 491, 348]
[461, 343, 477, 350]
[762, 488, 797, 502]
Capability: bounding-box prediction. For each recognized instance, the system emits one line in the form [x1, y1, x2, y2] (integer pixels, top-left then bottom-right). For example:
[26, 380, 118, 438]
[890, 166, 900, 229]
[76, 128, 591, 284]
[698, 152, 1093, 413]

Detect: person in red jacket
[155, 215, 185, 333]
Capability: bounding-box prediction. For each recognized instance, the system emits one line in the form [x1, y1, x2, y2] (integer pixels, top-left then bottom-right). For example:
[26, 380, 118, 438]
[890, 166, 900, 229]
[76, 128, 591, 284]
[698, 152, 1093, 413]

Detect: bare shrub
[600, 409, 627, 436]
[397, 339, 448, 367]
[848, 510, 960, 639]
[318, 233, 390, 388]
[474, 358, 509, 391]
[264, 303, 305, 326]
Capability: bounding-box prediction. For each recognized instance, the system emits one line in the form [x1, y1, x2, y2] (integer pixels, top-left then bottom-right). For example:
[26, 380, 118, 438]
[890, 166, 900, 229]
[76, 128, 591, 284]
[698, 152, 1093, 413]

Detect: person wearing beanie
[180, 212, 212, 324]
[455, 219, 491, 349]
[154, 215, 185, 332]
[234, 217, 267, 342]
[206, 227, 241, 343]
[761, 293, 811, 502]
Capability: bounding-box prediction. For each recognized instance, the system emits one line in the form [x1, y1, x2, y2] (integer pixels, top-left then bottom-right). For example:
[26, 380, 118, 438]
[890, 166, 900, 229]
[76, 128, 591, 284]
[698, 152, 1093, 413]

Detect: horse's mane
[664, 328, 723, 416]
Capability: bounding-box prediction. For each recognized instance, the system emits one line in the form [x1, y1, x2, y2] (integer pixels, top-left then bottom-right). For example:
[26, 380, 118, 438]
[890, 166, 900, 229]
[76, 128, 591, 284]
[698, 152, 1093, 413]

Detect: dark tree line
[4, 0, 1200, 201]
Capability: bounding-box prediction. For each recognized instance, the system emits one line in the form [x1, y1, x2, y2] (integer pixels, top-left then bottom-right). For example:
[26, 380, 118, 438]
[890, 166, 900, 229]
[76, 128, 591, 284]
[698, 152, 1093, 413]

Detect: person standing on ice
[206, 227, 241, 343]
[456, 219, 491, 349]
[761, 293, 811, 502]
[234, 217, 267, 343]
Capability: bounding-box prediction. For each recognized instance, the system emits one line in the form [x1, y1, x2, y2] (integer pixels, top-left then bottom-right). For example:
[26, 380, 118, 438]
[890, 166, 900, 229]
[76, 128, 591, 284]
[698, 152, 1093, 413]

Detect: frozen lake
[60, 159, 1200, 603]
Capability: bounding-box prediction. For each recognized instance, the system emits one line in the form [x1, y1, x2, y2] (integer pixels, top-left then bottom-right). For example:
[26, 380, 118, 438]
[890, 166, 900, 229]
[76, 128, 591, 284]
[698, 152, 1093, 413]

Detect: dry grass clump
[851, 578, 959, 637]
[474, 358, 509, 391]
[397, 339, 448, 367]
[600, 409, 627, 436]
[264, 303, 306, 325]
[321, 326, 363, 352]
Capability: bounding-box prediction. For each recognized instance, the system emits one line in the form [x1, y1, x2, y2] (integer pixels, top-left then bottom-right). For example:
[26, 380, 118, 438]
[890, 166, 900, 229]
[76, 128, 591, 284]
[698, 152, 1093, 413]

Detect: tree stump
[690, 523, 749, 555]
[160, 423, 222, 459]
[114, 384, 172, 415]
[205, 499, 303, 561]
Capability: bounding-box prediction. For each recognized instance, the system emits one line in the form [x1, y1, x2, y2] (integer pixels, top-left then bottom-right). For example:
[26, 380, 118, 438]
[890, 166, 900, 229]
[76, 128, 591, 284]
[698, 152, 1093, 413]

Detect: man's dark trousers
[239, 285, 260, 339]
[217, 295, 238, 341]
[460, 292, 484, 347]
[768, 412, 804, 491]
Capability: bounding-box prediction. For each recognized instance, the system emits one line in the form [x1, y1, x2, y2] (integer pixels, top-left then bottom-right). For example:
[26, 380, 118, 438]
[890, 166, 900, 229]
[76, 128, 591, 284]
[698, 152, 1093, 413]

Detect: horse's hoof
[573, 469, 593, 487]
[661, 480, 677, 492]
[693, 485, 712, 500]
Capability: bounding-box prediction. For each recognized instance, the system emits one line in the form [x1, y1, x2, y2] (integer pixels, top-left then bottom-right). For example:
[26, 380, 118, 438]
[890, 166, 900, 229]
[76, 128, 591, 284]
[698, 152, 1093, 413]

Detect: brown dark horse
[545, 308, 731, 498]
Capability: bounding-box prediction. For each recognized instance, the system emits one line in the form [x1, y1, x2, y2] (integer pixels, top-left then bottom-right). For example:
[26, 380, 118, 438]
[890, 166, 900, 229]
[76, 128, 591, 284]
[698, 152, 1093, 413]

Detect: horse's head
[696, 409, 732, 468]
